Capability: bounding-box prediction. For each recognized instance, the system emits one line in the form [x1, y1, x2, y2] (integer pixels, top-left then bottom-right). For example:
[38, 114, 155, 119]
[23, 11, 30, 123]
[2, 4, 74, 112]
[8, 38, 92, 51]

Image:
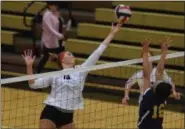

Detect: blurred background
[1, 1, 185, 128]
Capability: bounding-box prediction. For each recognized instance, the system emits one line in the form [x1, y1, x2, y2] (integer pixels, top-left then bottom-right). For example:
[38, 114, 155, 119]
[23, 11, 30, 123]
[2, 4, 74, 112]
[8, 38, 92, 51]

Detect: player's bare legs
[60, 122, 74, 129]
[40, 119, 56, 129]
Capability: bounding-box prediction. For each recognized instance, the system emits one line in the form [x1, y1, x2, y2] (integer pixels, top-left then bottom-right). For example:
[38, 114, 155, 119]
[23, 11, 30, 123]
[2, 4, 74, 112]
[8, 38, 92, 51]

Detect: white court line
[1, 52, 184, 85]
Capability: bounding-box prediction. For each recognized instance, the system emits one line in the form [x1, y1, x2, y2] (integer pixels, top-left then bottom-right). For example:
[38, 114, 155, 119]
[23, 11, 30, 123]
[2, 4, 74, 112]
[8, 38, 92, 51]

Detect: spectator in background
[58, 11, 72, 50]
[36, 1, 71, 73]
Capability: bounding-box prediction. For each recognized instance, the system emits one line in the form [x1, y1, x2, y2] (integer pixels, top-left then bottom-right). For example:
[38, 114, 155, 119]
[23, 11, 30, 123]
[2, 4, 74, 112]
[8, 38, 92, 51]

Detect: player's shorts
[40, 105, 74, 127]
[138, 124, 163, 129]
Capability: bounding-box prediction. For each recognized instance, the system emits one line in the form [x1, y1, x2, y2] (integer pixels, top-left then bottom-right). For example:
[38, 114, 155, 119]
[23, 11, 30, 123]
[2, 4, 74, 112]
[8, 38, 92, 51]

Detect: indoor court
[1, 1, 185, 129]
[2, 87, 184, 128]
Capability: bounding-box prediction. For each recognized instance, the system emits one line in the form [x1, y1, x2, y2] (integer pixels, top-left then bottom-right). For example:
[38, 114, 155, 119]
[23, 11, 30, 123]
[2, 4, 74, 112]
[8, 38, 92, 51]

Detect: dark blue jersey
[138, 88, 165, 129]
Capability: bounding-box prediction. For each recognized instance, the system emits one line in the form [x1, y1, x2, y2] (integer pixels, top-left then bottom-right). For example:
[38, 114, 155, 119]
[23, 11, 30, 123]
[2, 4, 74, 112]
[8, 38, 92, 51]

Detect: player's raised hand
[142, 38, 151, 52]
[173, 91, 181, 100]
[122, 96, 129, 105]
[22, 49, 35, 66]
[111, 22, 122, 34]
[118, 16, 129, 24]
[160, 36, 172, 52]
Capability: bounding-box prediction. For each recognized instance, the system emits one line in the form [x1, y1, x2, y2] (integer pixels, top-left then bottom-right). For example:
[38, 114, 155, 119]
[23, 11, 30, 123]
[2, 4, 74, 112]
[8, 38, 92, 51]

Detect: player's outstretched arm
[22, 49, 53, 89]
[82, 22, 123, 67]
[142, 39, 151, 92]
[156, 37, 180, 100]
[156, 36, 171, 81]
[22, 49, 36, 85]
[122, 73, 138, 105]
[101, 23, 122, 46]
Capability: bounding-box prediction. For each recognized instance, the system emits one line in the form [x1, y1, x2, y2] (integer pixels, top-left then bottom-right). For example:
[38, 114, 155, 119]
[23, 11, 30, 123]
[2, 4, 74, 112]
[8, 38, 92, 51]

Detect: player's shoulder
[142, 88, 154, 100]
[127, 70, 143, 82]
[152, 67, 167, 74]
[144, 88, 153, 96]
[134, 70, 143, 77]
[141, 88, 154, 104]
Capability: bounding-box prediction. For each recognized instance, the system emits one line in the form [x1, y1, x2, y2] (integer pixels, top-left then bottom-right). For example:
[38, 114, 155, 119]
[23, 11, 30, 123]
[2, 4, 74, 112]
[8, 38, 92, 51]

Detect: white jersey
[126, 67, 173, 95]
[29, 44, 107, 111]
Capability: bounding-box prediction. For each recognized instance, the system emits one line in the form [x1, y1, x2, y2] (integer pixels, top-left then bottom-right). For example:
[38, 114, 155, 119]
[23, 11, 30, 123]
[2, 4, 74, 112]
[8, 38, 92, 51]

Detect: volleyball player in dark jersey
[138, 37, 173, 129]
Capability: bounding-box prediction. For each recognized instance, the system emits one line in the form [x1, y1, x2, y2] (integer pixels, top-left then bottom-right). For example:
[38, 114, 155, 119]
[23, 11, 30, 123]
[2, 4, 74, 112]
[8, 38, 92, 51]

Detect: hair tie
[59, 52, 66, 61]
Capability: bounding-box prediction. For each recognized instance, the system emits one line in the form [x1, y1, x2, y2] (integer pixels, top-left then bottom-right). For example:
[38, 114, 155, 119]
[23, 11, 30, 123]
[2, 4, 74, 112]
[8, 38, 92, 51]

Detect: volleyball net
[1, 52, 185, 128]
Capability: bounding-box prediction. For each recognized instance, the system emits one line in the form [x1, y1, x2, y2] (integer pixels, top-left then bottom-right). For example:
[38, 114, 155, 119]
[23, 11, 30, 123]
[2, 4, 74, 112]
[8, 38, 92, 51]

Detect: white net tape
[1, 52, 184, 85]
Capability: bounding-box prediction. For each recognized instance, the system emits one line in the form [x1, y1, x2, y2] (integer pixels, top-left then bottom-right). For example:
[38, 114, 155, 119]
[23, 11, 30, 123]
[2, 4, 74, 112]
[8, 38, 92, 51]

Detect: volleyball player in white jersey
[122, 37, 180, 105]
[22, 22, 124, 129]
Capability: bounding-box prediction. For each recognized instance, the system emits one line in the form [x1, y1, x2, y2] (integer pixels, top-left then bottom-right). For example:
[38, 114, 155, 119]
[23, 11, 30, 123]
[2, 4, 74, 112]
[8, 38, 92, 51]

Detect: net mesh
[1, 54, 184, 129]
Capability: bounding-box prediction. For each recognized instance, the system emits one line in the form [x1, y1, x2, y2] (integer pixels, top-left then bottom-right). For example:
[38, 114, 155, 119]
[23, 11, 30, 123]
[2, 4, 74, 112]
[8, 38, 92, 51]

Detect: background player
[138, 38, 176, 129]
[122, 37, 180, 105]
[22, 22, 123, 129]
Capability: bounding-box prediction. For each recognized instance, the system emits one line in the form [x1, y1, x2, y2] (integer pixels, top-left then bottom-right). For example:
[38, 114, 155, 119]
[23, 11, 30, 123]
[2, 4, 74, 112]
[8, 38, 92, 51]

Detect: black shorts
[139, 124, 162, 129]
[40, 105, 74, 127]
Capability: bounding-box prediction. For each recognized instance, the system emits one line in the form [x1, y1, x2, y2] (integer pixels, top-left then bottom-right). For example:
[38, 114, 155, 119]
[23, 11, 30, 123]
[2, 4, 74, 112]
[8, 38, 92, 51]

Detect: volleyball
[115, 4, 132, 23]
